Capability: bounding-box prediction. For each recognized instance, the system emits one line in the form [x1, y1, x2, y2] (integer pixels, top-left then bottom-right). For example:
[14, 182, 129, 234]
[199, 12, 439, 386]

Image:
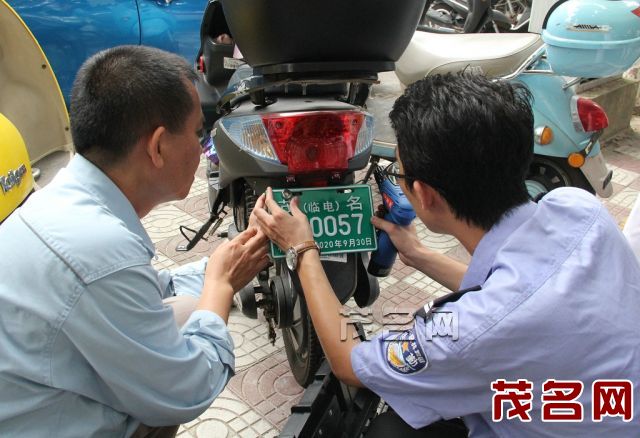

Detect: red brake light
[575, 97, 609, 132]
[262, 112, 364, 174]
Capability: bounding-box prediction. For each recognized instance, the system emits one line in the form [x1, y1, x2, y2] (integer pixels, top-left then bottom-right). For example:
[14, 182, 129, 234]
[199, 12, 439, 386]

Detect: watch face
[286, 248, 297, 271]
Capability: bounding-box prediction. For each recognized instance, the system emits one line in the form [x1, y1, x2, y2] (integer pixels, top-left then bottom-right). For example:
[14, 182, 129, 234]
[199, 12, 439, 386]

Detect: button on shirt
[351, 188, 640, 437]
[0, 155, 234, 437]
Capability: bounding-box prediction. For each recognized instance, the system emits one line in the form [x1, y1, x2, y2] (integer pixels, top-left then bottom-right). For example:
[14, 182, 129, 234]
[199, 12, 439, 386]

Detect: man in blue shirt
[254, 73, 640, 436]
[0, 46, 269, 437]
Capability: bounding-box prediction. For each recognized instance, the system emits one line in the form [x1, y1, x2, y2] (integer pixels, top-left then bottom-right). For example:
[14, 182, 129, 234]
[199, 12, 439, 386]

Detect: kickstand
[176, 198, 228, 251]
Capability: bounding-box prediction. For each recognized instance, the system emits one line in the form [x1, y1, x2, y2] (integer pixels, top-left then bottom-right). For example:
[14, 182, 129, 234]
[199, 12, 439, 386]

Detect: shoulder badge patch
[385, 329, 429, 375]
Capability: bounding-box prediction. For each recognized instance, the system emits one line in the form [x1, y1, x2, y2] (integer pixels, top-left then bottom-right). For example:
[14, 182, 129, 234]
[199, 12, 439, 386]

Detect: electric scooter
[181, 0, 427, 387]
[376, 0, 632, 199]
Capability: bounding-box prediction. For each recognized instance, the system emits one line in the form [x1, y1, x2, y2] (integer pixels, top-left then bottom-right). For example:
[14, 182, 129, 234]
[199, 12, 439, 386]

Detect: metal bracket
[217, 75, 379, 115]
[176, 198, 228, 251]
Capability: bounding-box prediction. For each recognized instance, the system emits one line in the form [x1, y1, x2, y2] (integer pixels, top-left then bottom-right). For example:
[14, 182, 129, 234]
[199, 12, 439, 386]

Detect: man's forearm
[197, 281, 234, 323]
[296, 250, 363, 386]
[411, 247, 467, 292]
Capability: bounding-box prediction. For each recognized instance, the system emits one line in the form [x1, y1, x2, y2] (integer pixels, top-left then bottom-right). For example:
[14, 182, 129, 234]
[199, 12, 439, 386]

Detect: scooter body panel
[516, 67, 612, 197]
[516, 71, 598, 159]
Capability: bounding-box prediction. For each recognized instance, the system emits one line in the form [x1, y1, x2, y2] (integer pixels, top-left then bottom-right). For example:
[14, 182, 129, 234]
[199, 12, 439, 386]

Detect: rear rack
[255, 61, 394, 76]
[216, 73, 380, 114]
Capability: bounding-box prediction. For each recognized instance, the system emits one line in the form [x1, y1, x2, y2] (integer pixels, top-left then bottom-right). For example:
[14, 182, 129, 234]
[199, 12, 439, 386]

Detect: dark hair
[389, 72, 534, 230]
[70, 45, 198, 167]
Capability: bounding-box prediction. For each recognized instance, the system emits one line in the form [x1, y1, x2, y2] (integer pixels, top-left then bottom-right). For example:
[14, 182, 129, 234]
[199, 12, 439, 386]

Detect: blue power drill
[367, 165, 416, 277]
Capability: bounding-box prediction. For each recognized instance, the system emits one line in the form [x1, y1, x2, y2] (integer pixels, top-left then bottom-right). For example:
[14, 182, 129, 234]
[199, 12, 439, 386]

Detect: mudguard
[0, 0, 72, 219]
[0, 0, 72, 165]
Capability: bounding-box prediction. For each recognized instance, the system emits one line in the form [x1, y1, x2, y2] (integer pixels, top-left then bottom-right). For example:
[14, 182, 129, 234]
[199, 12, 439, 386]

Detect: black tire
[233, 183, 256, 232]
[282, 290, 324, 387]
[526, 156, 594, 200]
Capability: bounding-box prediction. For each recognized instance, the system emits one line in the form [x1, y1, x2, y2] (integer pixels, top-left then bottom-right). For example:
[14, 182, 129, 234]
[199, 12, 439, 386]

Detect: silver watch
[285, 240, 320, 271]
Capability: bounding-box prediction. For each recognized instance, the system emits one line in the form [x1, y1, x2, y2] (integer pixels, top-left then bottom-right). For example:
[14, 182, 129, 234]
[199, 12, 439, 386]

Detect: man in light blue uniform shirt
[254, 73, 639, 436]
[0, 46, 269, 437]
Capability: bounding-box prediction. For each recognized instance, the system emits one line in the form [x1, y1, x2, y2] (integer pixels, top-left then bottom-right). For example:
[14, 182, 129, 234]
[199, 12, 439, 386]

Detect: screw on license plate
[283, 189, 302, 201]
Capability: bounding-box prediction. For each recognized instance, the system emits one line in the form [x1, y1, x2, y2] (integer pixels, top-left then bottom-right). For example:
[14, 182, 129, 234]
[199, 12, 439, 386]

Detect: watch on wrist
[285, 240, 320, 271]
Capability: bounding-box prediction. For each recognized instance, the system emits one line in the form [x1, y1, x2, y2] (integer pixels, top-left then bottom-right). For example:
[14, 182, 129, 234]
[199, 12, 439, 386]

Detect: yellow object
[539, 127, 554, 145]
[0, 0, 73, 221]
[0, 113, 33, 222]
[568, 152, 586, 169]
[0, 0, 73, 163]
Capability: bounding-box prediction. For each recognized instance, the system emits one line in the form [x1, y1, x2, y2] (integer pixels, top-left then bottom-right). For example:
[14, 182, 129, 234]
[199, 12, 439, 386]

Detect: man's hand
[371, 216, 425, 268]
[199, 228, 270, 322]
[372, 215, 468, 292]
[252, 187, 314, 250]
[206, 227, 270, 292]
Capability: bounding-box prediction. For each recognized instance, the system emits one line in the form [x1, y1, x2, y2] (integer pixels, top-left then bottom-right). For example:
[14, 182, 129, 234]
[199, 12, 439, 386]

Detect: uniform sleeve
[53, 264, 234, 426]
[351, 316, 488, 429]
[623, 193, 640, 263]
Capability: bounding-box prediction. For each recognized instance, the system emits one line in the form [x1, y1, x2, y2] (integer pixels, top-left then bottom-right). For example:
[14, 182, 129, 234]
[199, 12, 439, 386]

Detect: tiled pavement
[138, 112, 640, 436]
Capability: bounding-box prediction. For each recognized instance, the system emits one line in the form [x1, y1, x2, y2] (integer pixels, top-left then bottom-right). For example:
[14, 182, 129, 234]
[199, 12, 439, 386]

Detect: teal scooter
[377, 0, 640, 199]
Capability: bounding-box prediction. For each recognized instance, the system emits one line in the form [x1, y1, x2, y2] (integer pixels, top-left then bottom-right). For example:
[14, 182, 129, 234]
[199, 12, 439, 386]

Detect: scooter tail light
[262, 111, 374, 174]
[354, 114, 375, 156]
[219, 116, 280, 162]
[571, 96, 609, 133]
[220, 111, 374, 174]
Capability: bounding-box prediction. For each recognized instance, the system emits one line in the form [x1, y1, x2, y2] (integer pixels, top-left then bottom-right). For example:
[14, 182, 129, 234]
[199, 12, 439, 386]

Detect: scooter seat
[395, 32, 543, 85]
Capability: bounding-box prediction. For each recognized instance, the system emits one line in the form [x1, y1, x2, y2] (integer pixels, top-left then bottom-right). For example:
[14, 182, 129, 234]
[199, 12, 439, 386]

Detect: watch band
[292, 240, 320, 256]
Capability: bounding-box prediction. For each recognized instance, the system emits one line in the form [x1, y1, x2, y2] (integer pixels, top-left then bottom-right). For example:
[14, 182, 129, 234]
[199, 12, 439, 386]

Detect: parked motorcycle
[182, 0, 426, 387]
[378, 0, 640, 199]
[420, 0, 531, 33]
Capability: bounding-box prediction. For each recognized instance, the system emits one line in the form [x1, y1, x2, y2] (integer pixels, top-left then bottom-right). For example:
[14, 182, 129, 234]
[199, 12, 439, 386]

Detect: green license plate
[270, 185, 377, 258]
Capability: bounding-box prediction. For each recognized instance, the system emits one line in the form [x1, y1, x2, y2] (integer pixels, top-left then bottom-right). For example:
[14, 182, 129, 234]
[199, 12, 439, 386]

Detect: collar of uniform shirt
[459, 201, 538, 290]
[66, 154, 156, 256]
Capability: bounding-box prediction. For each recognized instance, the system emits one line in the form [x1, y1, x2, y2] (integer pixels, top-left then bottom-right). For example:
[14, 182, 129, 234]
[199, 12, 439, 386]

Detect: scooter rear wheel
[282, 283, 324, 387]
[526, 156, 594, 200]
[234, 182, 323, 387]
[233, 184, 256, 232]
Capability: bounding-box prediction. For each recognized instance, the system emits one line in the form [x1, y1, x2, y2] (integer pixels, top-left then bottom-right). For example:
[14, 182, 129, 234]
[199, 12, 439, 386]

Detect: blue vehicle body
[518, 62, 602, 160]
[9, 0, 208, 105]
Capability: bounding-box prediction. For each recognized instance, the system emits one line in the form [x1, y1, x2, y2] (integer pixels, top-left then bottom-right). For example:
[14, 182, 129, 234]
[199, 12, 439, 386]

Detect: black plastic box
[219, 0, 426, 73]
[202, 38, 234, 85]
[200, 1, 236, 85]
